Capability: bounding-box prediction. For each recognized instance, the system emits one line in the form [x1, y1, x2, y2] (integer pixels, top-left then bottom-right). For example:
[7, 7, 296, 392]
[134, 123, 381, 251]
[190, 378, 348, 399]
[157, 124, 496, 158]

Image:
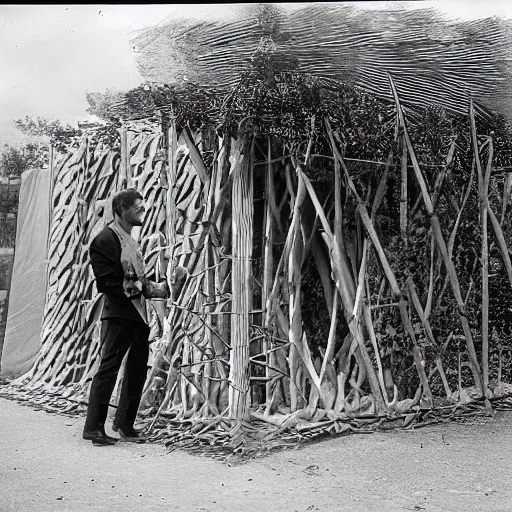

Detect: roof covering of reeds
[128, 4, 512, 120]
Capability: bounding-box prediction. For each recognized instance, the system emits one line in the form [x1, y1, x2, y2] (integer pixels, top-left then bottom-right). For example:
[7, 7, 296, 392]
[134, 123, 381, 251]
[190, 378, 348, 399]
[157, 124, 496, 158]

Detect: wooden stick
[400, 131, 408, 237]
[371, 150, 393, 220]
[471, 101, 492, 394]
[334, 144, 344, 254]
[432, 140, 456, 207]
[288, 177, 305, 411]
[228, 136, 254, 420]
[120, 125, 130, 184]
[363, 278, 389, 404]
[263, 136, 275, 401]
[424, 233, 435, 319]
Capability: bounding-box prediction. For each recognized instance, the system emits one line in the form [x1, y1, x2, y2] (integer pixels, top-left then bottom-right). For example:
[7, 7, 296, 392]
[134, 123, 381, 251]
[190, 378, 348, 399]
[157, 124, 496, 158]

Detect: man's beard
[131, 215, 144, 226]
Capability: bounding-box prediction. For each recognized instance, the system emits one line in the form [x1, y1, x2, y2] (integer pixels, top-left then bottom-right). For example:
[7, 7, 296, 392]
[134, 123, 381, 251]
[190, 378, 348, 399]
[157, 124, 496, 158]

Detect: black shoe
[113, 424, 147, 443]
[83, 425, 118, 446]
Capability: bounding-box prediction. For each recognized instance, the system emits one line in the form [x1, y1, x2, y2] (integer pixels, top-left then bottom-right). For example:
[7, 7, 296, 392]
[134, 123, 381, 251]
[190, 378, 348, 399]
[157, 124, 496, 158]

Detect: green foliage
[85, 89, 125, 121]
[0, 143, 44, 177]
[14, 116, 78, 139]
[14, 116, 81, 153]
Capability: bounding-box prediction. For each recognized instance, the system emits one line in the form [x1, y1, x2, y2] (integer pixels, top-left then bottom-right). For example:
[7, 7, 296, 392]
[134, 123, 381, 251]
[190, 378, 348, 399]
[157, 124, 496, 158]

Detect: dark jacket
[89, 226, 144, 324]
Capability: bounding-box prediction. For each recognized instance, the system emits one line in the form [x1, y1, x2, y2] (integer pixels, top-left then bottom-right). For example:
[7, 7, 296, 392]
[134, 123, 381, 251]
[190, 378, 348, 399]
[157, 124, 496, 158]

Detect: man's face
[121, 198, 145, 227]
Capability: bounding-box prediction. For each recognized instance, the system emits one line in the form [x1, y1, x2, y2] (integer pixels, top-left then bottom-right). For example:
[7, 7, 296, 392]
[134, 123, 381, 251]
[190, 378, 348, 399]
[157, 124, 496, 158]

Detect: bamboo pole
[120, 124, 130, 185]
[400, 130, 408, 237]
[424, 234, 435, 319]
[389, 75, 484, 396]
[470, 102, 493, 394]
[288, 142, 311, 411]
[371, 150, 393, 220]
[263, 137, 275, 402]
[43, 144, 55, 301]
[432, 140, 456, 207]
[228, 136, 254, 420]
[165, 116, 178, 270]
[201, 139, 223, 416]
[334, 147, 344, 250]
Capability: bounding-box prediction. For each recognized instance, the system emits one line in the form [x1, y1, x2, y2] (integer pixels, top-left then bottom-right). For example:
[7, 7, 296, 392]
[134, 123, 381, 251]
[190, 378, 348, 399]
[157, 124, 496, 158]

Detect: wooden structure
[3, 72, 512, 453]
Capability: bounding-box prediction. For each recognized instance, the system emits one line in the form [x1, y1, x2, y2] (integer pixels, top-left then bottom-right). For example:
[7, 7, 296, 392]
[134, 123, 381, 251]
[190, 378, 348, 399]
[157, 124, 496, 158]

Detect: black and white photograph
[1, 2, 512, 511]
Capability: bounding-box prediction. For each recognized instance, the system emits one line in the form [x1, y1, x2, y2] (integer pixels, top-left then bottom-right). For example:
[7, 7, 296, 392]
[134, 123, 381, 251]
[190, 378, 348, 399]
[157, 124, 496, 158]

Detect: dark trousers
[84, 318, 150, 432]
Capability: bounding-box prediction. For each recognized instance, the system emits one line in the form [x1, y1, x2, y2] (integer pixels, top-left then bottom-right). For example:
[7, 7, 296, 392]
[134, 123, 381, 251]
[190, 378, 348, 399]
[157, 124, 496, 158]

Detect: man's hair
[112, 189, 143, 217]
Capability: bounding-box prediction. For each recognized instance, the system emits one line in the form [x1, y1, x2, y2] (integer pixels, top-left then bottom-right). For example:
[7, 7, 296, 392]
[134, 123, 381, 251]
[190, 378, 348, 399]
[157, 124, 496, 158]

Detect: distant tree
[13, 117, 82, 153]
[14, 116, 79, 139]
[85, 89, 125, 121]
[0, 143, 48, 177]
[0, 144, 32, 177]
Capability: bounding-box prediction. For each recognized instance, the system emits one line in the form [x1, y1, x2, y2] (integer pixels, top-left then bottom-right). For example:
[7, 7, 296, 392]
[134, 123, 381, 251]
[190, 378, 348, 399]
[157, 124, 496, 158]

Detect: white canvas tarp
[1, 168, 50, 379]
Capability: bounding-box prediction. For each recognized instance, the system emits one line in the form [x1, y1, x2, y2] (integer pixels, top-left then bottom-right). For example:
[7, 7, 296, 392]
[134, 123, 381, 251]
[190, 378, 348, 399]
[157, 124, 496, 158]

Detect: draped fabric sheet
[1, 169, 50, 379]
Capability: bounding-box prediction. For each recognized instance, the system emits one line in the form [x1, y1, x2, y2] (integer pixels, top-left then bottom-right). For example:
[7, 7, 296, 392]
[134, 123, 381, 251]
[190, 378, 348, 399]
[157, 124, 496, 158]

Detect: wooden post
[263, 137, 275, 402]
[165, 116, 178, 275]
[400, 131, 408, 239]
[44, 144, 55, 298]
[470, 102, 492, 394]
[288, 174, 307, 411]
[120, 124, 130, 185]
[228, 136, 254, 420]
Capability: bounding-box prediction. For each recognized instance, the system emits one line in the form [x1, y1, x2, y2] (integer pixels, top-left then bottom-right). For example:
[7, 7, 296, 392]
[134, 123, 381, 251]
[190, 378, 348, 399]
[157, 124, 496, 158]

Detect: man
[83, 188, 170, 446]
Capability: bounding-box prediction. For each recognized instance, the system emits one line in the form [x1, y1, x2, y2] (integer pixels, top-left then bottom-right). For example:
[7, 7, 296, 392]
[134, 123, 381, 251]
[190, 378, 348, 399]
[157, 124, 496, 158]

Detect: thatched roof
[130, 4, 512, 120]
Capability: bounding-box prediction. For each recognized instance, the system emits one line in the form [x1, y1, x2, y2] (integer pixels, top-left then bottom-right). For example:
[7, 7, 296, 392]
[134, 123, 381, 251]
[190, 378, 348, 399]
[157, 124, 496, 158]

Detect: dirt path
[1, 397, 512, 512]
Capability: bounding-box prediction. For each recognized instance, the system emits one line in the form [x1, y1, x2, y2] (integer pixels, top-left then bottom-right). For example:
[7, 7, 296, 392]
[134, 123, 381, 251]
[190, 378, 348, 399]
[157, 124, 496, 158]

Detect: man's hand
[141, 278, 170, 299]
[170, 266, 188, 301]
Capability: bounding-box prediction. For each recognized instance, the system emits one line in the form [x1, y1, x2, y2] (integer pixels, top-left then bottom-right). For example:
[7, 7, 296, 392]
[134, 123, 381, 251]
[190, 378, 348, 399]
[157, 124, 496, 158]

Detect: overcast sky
[1, 2, 512, 146]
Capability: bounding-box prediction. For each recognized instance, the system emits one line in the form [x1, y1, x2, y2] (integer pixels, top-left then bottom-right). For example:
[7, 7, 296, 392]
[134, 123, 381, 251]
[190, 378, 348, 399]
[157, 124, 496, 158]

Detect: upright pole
[120, 124, 130, 185]
[43, 144, 55, 299]
[229, 136, 254, 420]
[263, 136, 274, 402]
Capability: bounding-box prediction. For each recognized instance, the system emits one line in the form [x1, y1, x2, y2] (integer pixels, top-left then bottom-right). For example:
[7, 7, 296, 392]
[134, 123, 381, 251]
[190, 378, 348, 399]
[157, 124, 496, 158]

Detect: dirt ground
[1, 398, 512, 512]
